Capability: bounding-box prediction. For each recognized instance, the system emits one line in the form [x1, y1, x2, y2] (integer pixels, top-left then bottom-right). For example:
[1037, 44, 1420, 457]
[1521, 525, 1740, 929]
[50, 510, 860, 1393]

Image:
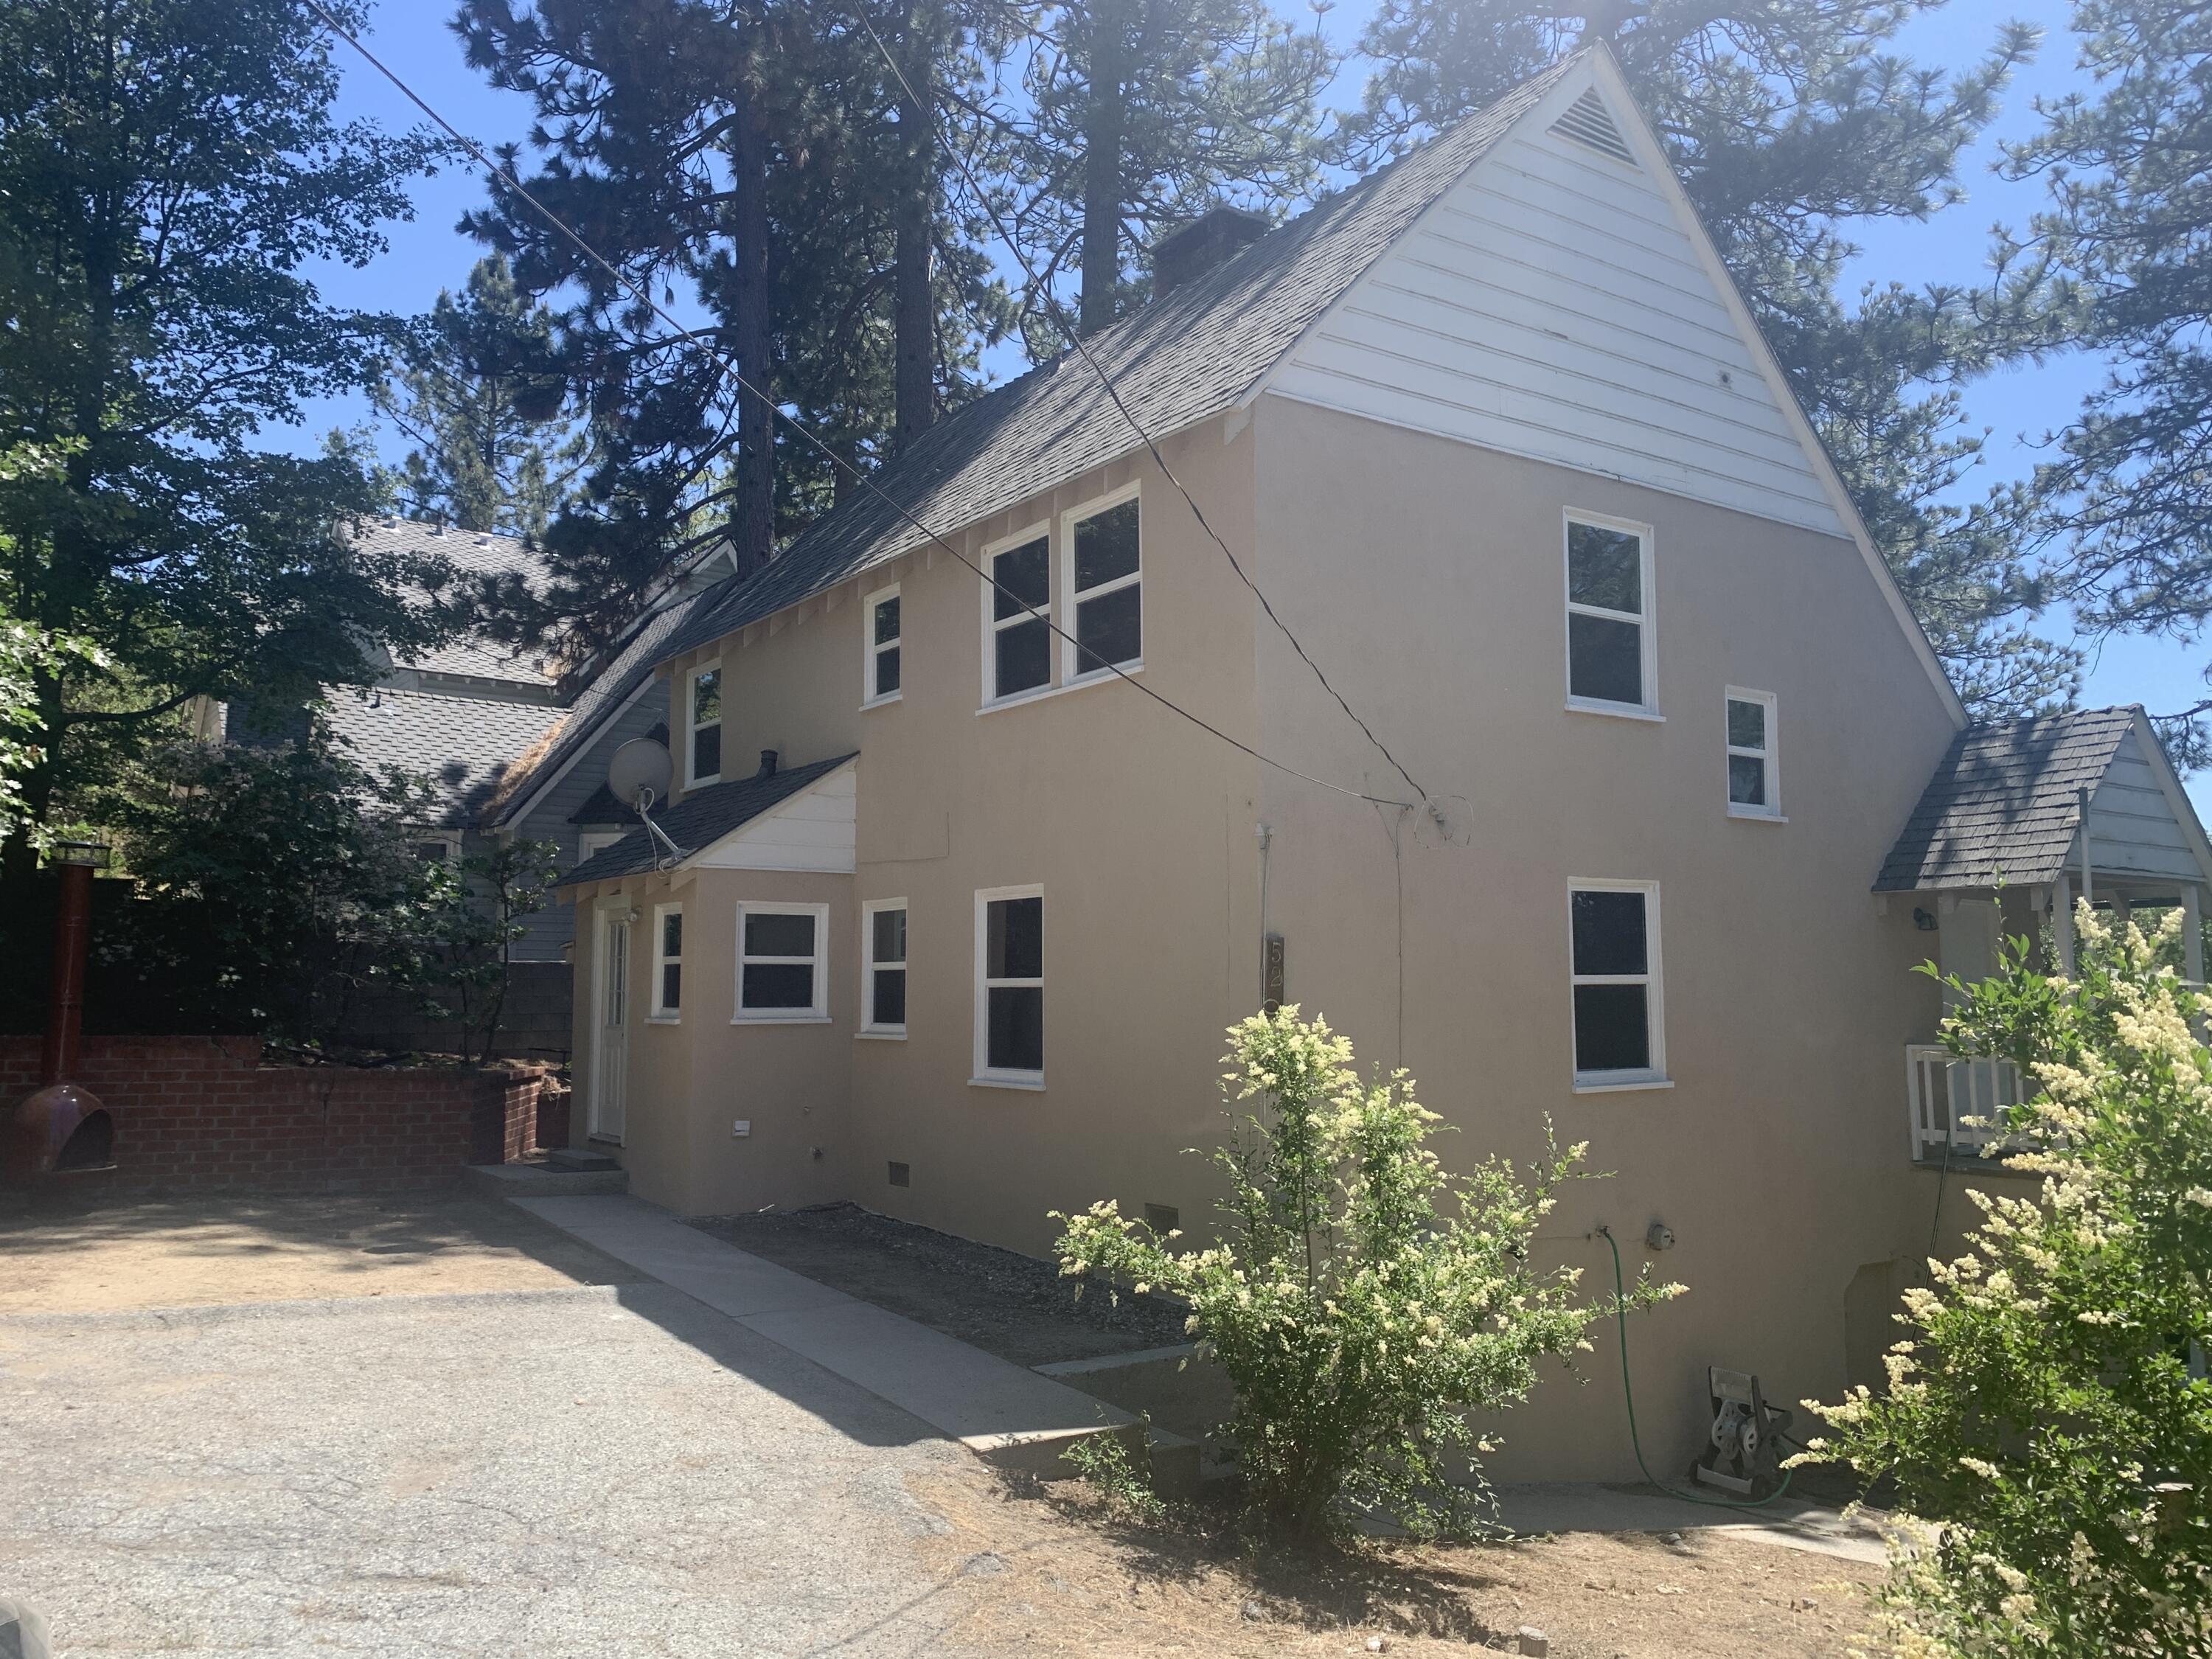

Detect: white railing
[1906, 1045, 2026, 1161]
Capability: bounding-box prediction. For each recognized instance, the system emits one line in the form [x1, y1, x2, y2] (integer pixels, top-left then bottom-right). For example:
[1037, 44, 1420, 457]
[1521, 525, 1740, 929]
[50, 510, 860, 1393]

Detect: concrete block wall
[0, 1037, 553, 1193]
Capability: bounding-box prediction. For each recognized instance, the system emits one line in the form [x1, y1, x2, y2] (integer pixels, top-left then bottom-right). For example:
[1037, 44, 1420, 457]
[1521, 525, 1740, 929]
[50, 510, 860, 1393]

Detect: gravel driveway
[0, 1284, 988, 1658]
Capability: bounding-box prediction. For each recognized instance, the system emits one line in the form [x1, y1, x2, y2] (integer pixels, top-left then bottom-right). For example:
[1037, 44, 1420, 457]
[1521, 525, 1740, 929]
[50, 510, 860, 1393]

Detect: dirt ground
[0, 1189, 642, 1312]
[904, 1462, 1884, 1658]
[694, 1200, 1191, 1366]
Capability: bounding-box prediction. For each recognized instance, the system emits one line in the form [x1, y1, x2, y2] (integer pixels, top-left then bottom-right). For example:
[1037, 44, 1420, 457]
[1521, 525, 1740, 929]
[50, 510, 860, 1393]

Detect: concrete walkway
[1491, 1481, 1888, 1563]
[512, 1195, 1135, 1475]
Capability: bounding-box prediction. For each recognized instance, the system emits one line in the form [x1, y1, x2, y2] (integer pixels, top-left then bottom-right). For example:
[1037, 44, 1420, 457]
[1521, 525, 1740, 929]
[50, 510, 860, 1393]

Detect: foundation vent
[1144, 1203, 1180, 1234]
[1549, 87, 1637, 167]
[888, 1160, 911, 1188]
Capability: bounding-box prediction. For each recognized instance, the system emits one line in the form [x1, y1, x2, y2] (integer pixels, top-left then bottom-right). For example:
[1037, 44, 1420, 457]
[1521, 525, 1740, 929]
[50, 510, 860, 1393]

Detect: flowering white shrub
[1053, 1005, 1677, 1538]
[1803, 906, 2212, 1655]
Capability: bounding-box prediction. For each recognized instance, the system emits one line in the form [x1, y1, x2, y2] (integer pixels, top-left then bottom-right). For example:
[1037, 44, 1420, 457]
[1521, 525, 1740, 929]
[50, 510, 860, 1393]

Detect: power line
[855, 12, 1432, 807]
[304, 1, 1418, 812]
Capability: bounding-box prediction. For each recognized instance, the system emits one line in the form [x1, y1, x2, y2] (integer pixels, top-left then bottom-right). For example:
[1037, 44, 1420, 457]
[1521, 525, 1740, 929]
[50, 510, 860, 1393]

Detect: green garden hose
[1597, 1225, 1796, 1510]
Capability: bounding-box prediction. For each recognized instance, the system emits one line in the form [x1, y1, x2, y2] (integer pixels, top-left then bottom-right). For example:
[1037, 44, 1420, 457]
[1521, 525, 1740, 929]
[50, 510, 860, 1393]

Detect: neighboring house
[554, 48, 2212, 1483]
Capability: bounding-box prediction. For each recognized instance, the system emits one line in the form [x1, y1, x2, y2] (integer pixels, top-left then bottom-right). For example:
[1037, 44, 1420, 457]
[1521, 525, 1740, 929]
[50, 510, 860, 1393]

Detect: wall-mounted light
[44, 840, 111, 869]
[1913, 907, 1938, 932]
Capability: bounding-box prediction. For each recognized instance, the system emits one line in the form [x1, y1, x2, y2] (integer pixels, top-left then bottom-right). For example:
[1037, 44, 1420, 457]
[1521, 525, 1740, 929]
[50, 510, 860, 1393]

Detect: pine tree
[986, 0, 1333, 343]
[1347, 2, 2079, 715]
[2006, 0, 2212, 750]
[372, 253, 587, 537]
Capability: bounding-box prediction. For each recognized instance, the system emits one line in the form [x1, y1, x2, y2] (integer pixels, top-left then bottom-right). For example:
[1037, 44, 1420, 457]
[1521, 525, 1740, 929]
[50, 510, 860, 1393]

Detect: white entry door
[591, 911, 630, 1142]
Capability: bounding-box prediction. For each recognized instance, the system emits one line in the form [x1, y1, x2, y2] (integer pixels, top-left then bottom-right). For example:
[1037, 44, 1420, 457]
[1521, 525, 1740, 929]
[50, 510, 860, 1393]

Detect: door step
[544, 1148, 621, 1173]
[461, 1159, 628, 1198]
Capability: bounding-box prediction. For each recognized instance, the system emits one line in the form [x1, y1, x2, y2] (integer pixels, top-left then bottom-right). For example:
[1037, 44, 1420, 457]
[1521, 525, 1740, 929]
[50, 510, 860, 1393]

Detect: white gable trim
[2115, 709, 2212, 888]
[495, 674, 657, 832]
[1242, 45, 1964, 728]
[687, 759, 858, 874]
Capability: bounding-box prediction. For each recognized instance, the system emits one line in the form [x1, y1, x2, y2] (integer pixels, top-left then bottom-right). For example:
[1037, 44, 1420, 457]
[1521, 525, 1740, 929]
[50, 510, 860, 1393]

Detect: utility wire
[855, 13, 1432, 807]
[305, 1, 1417, 811]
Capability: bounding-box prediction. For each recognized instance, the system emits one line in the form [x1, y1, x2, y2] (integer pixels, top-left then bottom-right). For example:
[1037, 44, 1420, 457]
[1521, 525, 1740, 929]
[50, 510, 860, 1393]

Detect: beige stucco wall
[1243, 393, 1962, 1480]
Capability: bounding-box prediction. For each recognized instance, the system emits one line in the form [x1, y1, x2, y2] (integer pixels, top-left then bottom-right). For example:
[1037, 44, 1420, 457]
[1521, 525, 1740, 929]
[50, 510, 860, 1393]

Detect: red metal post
[40, 858, 90, 1087]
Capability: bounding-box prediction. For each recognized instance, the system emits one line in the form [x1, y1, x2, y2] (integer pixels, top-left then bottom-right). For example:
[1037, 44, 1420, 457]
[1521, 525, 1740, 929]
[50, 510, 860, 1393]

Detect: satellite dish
[607, 737, 672, 811]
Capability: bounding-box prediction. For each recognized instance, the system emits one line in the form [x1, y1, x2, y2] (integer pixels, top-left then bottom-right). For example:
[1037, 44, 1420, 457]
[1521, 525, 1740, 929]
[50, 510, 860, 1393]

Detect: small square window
[974, 887, 1043, 1084]
[864, 585, 902, 706]
[1565, 516, 1654, 714]
[737, 902, 829, 1021]
[862, 900, 908, 1036]
[1725, 689, 1780, 818]
[1568, 883, 1664, 1088]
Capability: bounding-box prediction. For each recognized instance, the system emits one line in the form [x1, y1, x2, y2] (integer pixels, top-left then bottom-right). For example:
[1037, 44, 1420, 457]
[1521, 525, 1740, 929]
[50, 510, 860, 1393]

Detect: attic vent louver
[1549, 86, 1637, 167]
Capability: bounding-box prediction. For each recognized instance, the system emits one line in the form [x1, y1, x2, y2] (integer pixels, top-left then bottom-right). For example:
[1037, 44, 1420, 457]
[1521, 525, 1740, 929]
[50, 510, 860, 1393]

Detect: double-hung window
[984, 530, 1052, 701]
[1568, 883, 1666, 1089]
[1725, 689, 1780, 818]
[651, 905, 684, 1020]
[1063, 492, 1141, 682]
[687, 664, 723, 785]
[736, 902, 830, 1022]
[861, 900, 908, 1037]
[864, 585, 902, 707]
[1565, 515, 1655, 714]
[973, 886, 1043, 1086]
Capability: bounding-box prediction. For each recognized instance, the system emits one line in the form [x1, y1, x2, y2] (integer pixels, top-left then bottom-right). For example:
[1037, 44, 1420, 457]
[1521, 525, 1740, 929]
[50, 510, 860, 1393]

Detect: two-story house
[554, 46, 2212, 1482]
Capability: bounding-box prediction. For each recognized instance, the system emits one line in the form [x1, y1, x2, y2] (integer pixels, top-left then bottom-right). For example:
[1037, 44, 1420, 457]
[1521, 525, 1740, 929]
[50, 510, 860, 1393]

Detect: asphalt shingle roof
[487, 591, 706, 828]
[352, 521, 558, 686]
[657, 55, 1583, 667]
[321, 685, 562, 827]
[1874, 707, 2140, 892]
[562, 753, 858, 886]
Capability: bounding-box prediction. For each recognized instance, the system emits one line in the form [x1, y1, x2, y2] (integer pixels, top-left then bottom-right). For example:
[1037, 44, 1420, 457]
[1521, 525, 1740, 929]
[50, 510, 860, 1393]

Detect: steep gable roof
[657, 53, 1586, 667]
[1877, 708, 2140, 891]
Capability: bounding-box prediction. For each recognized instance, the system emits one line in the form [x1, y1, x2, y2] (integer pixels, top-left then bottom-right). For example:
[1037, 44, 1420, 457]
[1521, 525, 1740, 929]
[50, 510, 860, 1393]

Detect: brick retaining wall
[0, 1037, 553, 1194]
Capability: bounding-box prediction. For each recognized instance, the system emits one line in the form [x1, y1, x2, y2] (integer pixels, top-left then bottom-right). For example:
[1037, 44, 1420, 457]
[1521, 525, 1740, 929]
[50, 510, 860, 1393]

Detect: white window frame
[980, 521, 1054, 708]
[860, 897, 908, 1039]
[862, 582, 902, 710]
[972, 883, 1044, 1090]
[734, 900, 831, 1024]
[650, 902, 684, 1022]
[1562, 509, 1658, 720]
[1724, 686, 1782, 821]
[686, 660, 723, 788]
[577, 828, 627, 863]
[409, 832, 461, 863]
[1566, 880, 1669, 1093]
[1058, 481, 1144, 686]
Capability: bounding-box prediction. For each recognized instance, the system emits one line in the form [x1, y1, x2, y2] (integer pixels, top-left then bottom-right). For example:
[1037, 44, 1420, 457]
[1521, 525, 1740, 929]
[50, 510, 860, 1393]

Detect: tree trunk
[1077, 0, 1129, 338]
[891, 4, 936, 451]
[731, 96, 776, 575]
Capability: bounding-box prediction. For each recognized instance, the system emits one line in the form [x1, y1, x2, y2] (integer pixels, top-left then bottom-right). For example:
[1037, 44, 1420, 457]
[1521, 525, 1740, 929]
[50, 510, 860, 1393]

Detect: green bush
[1054, 1006, 1677, 1538]
[1803, 906, 2212, 1655]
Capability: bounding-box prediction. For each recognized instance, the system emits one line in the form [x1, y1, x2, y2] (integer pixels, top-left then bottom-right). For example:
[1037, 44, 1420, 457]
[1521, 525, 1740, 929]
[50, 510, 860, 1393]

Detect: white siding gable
[2078, 728, 2211, 886]
[1266, 80, 1847, 540]
[692, 764, 857, 874]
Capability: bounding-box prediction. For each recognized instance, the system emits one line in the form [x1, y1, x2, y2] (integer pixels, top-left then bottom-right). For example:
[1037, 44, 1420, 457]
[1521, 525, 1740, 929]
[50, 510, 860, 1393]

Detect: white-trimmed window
[983, 526, 1052, 703]
[1565, 513, 1655, 714]
[1568, 883, 1666, 1090]
[735, 901, 830, 1023]
[1725, 689, 1780, 818]
[863, 585, 902, 707]
[973, 886, 1043, 1086]
[687, 662, 723, 785]
[577, 828, 627, 863]
[861, 899, 908, 1037]
[651, 904, 684, 1020]
[409, 834, 459, 863]
[1062, 489, 1141, 682]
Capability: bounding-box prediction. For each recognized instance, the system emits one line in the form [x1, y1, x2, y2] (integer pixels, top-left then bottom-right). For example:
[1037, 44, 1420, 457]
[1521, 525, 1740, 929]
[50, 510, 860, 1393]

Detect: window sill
[1565, 698, 1663, 724]
[1571, 1074, 1674, 1095]
[731, 1012, 833, 1026]
[646, 1015, 682, 1026]
[687, 776, 722, 791]
[856, 1029, 908, 1042]
[970, 1073, 1046, 1092]
[587, 1134, 624, 1148]
[1727, 806, 1787, 824]
[860, 691, 902, 712]
[978, 662, 1143, 717]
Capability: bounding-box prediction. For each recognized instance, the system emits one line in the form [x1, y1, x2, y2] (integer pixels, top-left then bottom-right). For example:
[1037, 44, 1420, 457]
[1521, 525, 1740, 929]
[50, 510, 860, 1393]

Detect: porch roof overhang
[556, 751, 858, 900]
[1875, 706, 2212, 897]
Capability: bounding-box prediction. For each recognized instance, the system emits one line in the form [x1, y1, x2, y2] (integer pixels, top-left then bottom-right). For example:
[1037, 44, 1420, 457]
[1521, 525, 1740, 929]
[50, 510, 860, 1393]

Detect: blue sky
[299, 1, 2209, 802]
